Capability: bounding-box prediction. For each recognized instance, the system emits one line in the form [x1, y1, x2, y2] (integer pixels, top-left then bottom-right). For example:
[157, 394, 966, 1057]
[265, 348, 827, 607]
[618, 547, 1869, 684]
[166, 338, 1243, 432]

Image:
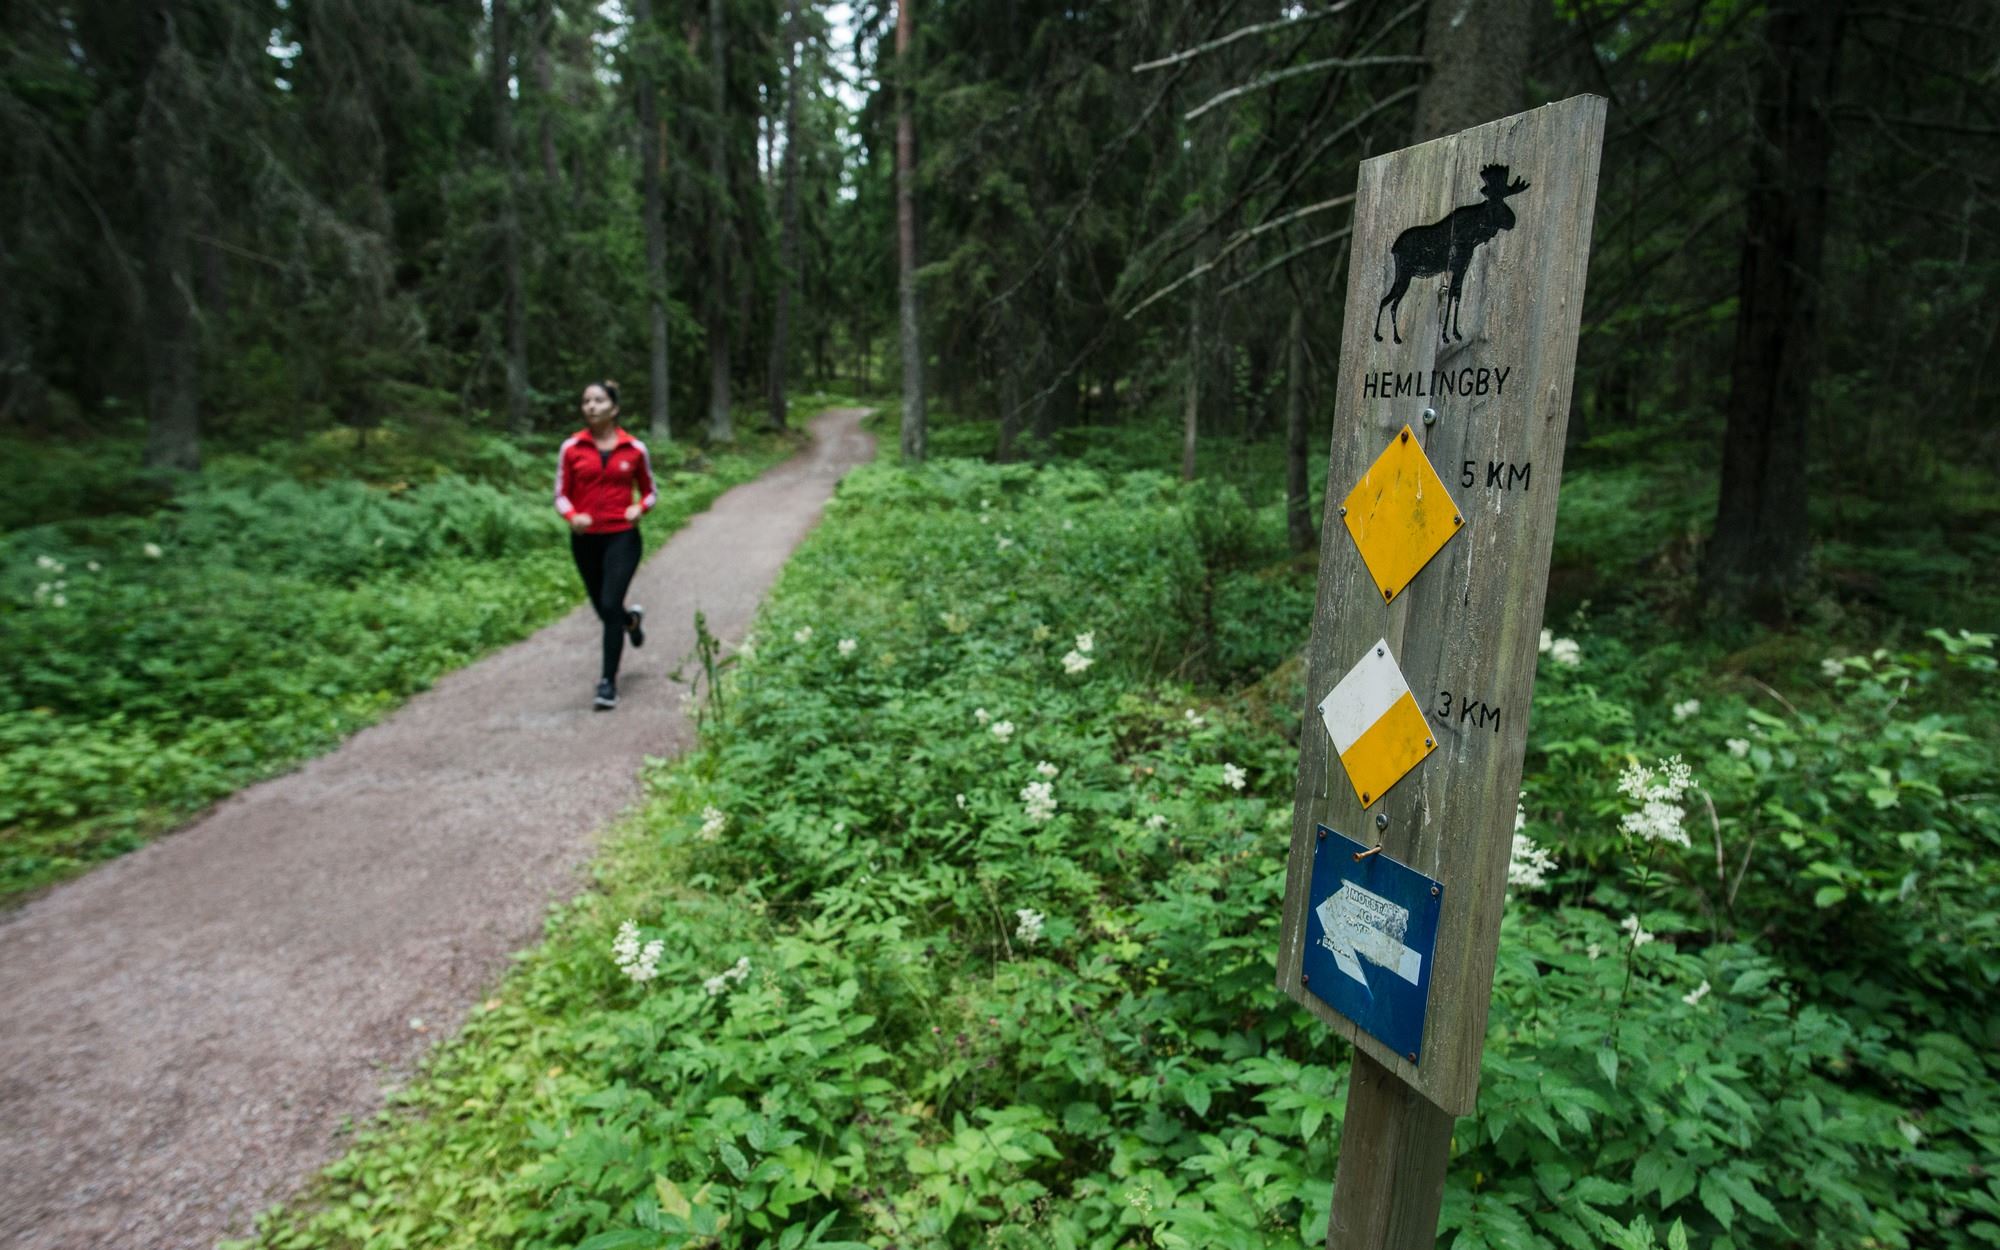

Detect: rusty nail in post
[1384, 587, 1394, 600]
[1353, 844, 1383, 862]
[1361, 792, 1371, 804]
[1430, 885, 1440, 896]
[1302, 972, 1310, 985]
[1425, 738, 1434, 748]
[1316, 827, 1325, 841]
[1422, 408, 1437, 426]
[1375, 812, 1389, 831]
[1399, 429, 1409, 443]
[1454, 514, 1464, 526]
[1406, 1051, 1417, 1062]
[1338, 505, 1347, 517]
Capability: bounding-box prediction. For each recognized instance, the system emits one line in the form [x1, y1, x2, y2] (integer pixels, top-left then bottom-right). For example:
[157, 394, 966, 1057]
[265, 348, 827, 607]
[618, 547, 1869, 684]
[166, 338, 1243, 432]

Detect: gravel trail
[0, 408, 874, 1249]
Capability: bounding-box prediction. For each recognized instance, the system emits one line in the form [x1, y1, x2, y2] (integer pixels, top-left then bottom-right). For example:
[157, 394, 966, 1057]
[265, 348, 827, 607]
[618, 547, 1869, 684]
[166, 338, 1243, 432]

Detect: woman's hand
[568, 512, 594, 532]
[624, 503, 642, 522]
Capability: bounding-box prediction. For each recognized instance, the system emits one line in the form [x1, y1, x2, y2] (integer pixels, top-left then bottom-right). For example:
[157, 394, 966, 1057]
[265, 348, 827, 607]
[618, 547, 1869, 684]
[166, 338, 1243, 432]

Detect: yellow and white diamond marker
[1342, 425, 1464, 603]
[1318, 638, 1436, 809]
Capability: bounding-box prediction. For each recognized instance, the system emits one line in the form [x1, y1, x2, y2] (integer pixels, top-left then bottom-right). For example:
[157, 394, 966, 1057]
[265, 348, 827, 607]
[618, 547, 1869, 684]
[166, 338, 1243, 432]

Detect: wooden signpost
[1275, 96, 1608, 1248]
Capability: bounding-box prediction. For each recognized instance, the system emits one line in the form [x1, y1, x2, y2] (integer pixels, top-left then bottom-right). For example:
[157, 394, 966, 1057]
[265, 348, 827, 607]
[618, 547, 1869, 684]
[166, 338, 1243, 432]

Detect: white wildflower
[1618, 755, 1697, 848]
[979, 513, 991, 524]
[1061, 649, 1093, 675]
[1508, 832, 1557, 888]
[1036, 760, 1059, 779]
[955, 793, 967, 809]
[940, 610, 971, 634]
[1221, 763, 1247, 791]
[1014, 908, 1046, 945]
[1620, 914, 1655, 949]
[50, 594, 65, 608]
[1539, 628, 1553, 654]
[697, 805, 727, 841]
[85, 561, 100, 572]
[1075, 631, 1094, 654]
[1061, 518, 1075, 531]
[990, 719, 1015, 742]
[1549, 637, 1582, 667]
[35, 555, 64, 572]
[1820, 657, 1843, 679]
[1144, 812, 1168, 832]
[143, 542, 163, 559]
[1672, 698, 1701, 722]
[1020, 780, 1058, 824]
[1586, 942, 1603, 962]
[702, 955, 753, 996]
[837, 637, 858, 657]
[1031, 623, 1053, 642]
[974, 706, 992, 725]
[612, 920, 665, 984]
[1682, 979, 1711, 1007]
[793, 625, 814, 643]
[1898, 1120, 1923, 1147]
[981, 498, 992, 510]
[1726, 737, 1750, 759]
[996, 535, 1015, 551]
[1184, 708, 1205, 727]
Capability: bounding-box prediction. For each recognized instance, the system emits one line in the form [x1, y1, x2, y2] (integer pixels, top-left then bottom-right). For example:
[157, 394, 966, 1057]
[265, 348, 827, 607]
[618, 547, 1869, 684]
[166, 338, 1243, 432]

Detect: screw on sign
[1275, 96, 1607, 1250]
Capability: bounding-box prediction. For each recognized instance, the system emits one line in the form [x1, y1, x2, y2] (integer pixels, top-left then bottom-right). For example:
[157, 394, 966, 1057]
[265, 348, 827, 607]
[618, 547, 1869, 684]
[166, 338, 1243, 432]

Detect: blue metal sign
[1301, 824, 1444, 1063]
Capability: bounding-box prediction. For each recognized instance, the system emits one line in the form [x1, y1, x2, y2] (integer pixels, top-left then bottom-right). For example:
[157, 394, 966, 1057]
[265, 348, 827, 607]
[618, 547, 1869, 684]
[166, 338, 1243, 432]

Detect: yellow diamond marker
[1342, 425, 1464, 603]
[1318, 639, 1437, 809]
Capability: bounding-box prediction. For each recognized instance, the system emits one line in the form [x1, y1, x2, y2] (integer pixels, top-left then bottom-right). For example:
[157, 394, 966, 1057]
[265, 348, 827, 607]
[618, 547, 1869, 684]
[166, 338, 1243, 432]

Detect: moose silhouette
[1373, 164, 1530, 345]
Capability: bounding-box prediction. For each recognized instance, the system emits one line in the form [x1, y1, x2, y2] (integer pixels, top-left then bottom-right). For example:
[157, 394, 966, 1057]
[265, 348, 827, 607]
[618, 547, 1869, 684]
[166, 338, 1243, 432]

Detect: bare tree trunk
[1703, 0, 1844, 617]
[532, 0, 561, 185]
[1181, 299, 1200, 482]
[0, 231, 50, 428]
[894, 0, 925, 462]
[634, 0, 671, 444]
[1411, 0, 1534, 142]
[997, 360, 1022, 462]
[766, 0, 803, 432]
[706, 0, 735, 443]
[137, 5, 200, 473]
[1286, 305, 1314, 551]
[492, 0, 532, 436]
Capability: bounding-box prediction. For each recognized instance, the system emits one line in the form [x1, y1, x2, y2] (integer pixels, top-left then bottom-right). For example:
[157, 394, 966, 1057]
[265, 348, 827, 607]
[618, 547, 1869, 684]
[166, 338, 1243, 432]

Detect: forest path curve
[0, 407, 875, 1250]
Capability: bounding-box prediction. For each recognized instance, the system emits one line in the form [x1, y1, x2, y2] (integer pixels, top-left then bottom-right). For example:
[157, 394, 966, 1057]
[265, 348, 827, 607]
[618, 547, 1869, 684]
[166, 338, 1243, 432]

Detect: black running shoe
[626, 605, 645, 648]
[594, 678, 618, 710]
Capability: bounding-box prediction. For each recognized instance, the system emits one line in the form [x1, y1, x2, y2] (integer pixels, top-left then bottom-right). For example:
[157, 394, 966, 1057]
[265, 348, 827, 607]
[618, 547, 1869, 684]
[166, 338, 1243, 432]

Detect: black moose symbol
[1373, 164, 1530, 345]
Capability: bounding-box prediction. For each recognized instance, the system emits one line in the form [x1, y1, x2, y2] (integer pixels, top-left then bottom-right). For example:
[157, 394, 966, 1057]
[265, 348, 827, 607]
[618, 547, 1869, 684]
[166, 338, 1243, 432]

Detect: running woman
[554, 380, 656, 709]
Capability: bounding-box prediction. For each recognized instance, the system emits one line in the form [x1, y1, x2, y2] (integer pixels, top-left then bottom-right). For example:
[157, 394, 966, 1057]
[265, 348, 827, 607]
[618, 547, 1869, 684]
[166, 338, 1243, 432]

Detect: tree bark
[706, 0, 735, 443]
[1411, 0, 1534, 143]
[492, 0, 532, 436]
[1181, 298, 1200, 482]
[633, 0, 672, 444]
[1702, 0, 1845, 616]
[532, 0, 562, 185]
[894, 0, 926, 462]
[137, 4, 200, 474]
[1286, 305, 1313, 551]
[767, 0, 803, 433]
[997, 358, 1022, 462]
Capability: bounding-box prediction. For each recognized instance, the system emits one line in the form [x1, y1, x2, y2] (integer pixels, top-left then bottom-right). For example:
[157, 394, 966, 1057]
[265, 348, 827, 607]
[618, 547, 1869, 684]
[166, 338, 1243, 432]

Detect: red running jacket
[553, 428, 658, 533]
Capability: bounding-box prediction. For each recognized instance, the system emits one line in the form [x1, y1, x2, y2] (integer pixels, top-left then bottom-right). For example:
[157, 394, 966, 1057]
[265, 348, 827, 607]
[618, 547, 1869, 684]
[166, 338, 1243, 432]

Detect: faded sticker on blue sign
[1301, 824, 1443, 1063]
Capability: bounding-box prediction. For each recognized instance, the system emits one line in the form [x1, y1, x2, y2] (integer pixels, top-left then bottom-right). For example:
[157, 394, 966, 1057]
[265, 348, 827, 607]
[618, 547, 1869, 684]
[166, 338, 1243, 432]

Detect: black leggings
[570, 528, 642, 680]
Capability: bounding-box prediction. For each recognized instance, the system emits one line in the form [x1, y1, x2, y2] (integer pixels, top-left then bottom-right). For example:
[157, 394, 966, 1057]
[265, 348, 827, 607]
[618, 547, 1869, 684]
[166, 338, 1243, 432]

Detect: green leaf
[1698, 1172, 1735, 1230]
[1597, 1046, 1619, 1088]
[1812, 885, 1847, 908]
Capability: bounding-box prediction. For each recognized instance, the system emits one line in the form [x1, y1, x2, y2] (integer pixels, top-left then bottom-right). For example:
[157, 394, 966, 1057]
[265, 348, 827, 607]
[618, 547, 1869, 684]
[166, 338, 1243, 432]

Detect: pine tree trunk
[1411, 0, 1533, 142]
[492, 0, 532, 436]
[137, 6, 200, 474]
[997, 364, 1022, 463]
[1702, 0, 1844, 616]
[1286, 305, 1314, 552]
[895, 0, 926, 462]
[766, 0, 803, 433]
[532, 0, 561, 185]
[633, 0, 671, 444]
[1181, 300, 1200, 482]
[705, 0, 735, 443]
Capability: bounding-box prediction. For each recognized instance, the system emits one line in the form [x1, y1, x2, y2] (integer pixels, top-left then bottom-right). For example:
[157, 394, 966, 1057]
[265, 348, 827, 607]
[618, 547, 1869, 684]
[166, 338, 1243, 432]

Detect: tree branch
[1184, 55, 1426, 122]
[1132, 0, 1360, 73]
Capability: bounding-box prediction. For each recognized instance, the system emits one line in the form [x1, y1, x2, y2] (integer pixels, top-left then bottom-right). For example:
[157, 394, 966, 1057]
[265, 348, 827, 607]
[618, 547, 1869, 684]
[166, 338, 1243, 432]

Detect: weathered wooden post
[1275, 96, 1608, 1248]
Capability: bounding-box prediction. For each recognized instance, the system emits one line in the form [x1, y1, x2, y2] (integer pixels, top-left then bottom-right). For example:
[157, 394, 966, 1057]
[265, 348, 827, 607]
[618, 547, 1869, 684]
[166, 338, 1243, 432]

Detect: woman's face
[581, 385, 617, 423]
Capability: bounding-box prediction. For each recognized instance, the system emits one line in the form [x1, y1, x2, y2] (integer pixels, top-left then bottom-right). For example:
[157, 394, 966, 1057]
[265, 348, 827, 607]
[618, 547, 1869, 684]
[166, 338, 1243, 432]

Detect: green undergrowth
[0, 418, 808, 903]
[239, 454, 1998, 1250]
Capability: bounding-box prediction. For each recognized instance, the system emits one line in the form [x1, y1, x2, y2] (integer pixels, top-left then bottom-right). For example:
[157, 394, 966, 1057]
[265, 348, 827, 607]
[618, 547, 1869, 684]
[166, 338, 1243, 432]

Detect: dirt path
[0, 408, 874, 1250]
